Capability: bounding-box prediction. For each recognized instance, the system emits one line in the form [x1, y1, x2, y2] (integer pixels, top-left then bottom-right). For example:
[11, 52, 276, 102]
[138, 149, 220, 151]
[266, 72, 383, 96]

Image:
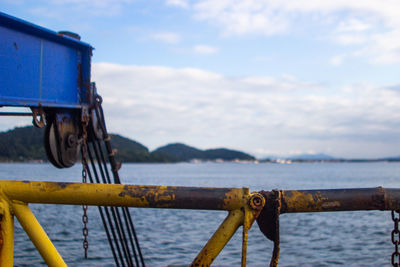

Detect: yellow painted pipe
[192, 209, 244, 266]
[12, 202, 66, 267]
[0, 196, 14, 267]
[0, 181, 245, 211]
[241, 192, 266, 267]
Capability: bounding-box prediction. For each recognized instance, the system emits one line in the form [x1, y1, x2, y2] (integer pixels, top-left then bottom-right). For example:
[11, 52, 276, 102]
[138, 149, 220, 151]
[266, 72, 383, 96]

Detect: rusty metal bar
[281, 187, 400, 213]
[0, 181, 246, 211]
[2, 182, 400, 213]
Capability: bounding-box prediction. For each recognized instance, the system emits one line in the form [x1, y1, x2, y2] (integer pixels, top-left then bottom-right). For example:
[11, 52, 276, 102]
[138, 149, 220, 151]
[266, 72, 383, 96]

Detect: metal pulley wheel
[89, 95, 105, 140]
[44, 113, 80, 168]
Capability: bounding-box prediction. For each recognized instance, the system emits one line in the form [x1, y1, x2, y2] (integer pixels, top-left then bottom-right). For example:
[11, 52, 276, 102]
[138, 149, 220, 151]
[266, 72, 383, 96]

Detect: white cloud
[329, 54, 345, 66]
[151, 32, 181, 44]
[191, 0, 400, 64]
[92, 62, 400, 158]
[166, 0, 188, 8]
[333, 34, 367, 45]
[337, 18, 371, 32]
[193, 45, 218, 54]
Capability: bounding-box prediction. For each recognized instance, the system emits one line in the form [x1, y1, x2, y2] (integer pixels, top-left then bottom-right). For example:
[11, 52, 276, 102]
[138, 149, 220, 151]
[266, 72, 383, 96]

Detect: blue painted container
[0, 12, 93, 109]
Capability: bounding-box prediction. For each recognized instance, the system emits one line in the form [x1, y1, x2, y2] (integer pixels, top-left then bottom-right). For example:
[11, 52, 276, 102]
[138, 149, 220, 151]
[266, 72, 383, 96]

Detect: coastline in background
[1, 126, 400, 163]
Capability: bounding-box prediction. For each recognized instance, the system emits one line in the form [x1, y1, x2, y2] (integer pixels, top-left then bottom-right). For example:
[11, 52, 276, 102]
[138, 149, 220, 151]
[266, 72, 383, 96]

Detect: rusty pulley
[44, 112, 81, 168]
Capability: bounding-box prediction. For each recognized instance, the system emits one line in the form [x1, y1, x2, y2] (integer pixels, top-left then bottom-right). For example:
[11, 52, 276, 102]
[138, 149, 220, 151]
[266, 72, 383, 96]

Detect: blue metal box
[0, 12, 93, 109]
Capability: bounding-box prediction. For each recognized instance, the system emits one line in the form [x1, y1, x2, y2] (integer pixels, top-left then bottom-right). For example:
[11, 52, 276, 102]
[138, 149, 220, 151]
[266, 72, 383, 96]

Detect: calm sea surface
[1, 162, 400, 266]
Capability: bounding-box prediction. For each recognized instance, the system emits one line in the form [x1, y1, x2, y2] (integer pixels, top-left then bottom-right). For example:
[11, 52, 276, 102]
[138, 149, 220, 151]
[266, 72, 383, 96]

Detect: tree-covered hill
[153, 143, 255, 161]
[0, 126, 255, 163]
[152, 143, 203, 161]
[0, 126, 169, 163]
[204, 148, 255, 161]
[0, 126, 46, 161]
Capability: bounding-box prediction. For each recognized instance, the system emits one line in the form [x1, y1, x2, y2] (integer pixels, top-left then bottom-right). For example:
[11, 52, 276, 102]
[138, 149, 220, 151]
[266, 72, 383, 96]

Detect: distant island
[1, 126, 399, 164]
[153, 143, 255, 162]
[260, 153, 400, 163]
[0, 126, 255, 163]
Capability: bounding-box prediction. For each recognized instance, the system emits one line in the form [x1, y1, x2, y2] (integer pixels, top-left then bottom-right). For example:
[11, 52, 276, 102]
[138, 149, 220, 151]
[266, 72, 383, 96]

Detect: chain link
[81, 121, 89, 258]
[392, 210, 400, 266]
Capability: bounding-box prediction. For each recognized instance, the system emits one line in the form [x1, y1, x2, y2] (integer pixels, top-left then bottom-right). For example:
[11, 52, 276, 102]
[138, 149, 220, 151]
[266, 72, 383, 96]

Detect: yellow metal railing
[1, 180, 400, 266]
[0, 180, 265, 267]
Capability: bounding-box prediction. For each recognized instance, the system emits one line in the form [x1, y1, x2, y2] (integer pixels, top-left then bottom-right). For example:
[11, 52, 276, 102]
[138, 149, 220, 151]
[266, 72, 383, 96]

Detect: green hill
[0, 126, 255, 163]
[0, 126, 170, 163]
[152, 143, 203, 161]
[109, 134, 158, 162]
[152, 143, 255, 161]
[0, 126, 46, 161]
[204, 148, 255, 161]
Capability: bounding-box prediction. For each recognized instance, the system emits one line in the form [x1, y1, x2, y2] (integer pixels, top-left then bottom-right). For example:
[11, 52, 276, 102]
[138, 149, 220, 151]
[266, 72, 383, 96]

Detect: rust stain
[321, 201, 341, 209]
[118, 185, 177, 207]
[371, 186, 386, 210]
[282, 190, 323, 212]
[77, 63, 82, 88]
[222, 189, 243, 210]
[58, 183, 68, 189]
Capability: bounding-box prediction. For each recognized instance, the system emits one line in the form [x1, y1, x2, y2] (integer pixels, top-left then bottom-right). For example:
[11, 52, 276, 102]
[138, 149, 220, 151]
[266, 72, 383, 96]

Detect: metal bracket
[31, 107, 45, 128]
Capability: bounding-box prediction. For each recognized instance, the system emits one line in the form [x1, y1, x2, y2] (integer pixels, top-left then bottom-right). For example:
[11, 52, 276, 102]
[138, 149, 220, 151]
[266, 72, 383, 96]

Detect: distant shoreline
[1, 159, 400, 164]
[2, 126, 400, 164]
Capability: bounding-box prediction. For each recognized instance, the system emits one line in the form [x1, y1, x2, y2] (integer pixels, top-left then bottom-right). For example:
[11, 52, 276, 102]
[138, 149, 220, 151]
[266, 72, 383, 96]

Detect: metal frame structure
[0, 181, 398, 266]
[2, 11, 400, 267]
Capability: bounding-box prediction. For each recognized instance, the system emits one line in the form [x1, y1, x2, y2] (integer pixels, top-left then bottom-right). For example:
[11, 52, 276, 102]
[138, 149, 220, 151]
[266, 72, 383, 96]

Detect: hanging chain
[81, 119, 89, 258]
[392, 210, 400, 266]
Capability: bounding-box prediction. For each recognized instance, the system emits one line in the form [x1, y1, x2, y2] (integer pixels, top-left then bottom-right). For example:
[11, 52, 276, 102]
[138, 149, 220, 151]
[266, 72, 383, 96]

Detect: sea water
[1, 162, 399, 266]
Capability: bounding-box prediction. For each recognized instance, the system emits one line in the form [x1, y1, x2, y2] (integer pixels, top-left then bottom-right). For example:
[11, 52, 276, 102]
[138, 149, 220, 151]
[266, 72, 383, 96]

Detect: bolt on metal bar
[1, 181, 400, 267]
[2, 182, 400, 212]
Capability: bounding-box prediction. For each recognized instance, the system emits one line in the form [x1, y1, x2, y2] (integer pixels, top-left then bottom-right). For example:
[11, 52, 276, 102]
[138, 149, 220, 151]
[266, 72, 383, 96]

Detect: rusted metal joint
[109, 148, 118, 157]
[249, 192, 265, 211]
[80, 107, 90, 126]
[31, 107, 45, 128]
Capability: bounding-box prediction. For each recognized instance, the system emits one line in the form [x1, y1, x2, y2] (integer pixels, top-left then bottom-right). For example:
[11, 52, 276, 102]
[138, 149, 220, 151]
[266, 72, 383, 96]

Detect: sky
[2, 0, 400, 158]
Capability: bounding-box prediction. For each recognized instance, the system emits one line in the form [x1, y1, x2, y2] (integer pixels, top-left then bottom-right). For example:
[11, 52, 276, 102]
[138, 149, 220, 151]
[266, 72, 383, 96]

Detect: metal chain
[392, 210, 400, 266]
[81, 121, 89, 258]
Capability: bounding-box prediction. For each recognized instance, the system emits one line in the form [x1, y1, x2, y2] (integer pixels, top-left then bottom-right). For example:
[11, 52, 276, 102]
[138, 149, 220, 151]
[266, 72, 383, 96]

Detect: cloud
[333, 34, 367, 45]
[166, 0, 188, 8]
[91, 62, 400, 158]
[329, 54, 345, 66]
[151, 32, 181, 44]
[193, 45, 218, 54]
[336, 18, 371, 32]
[190, 0, 400, 64]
